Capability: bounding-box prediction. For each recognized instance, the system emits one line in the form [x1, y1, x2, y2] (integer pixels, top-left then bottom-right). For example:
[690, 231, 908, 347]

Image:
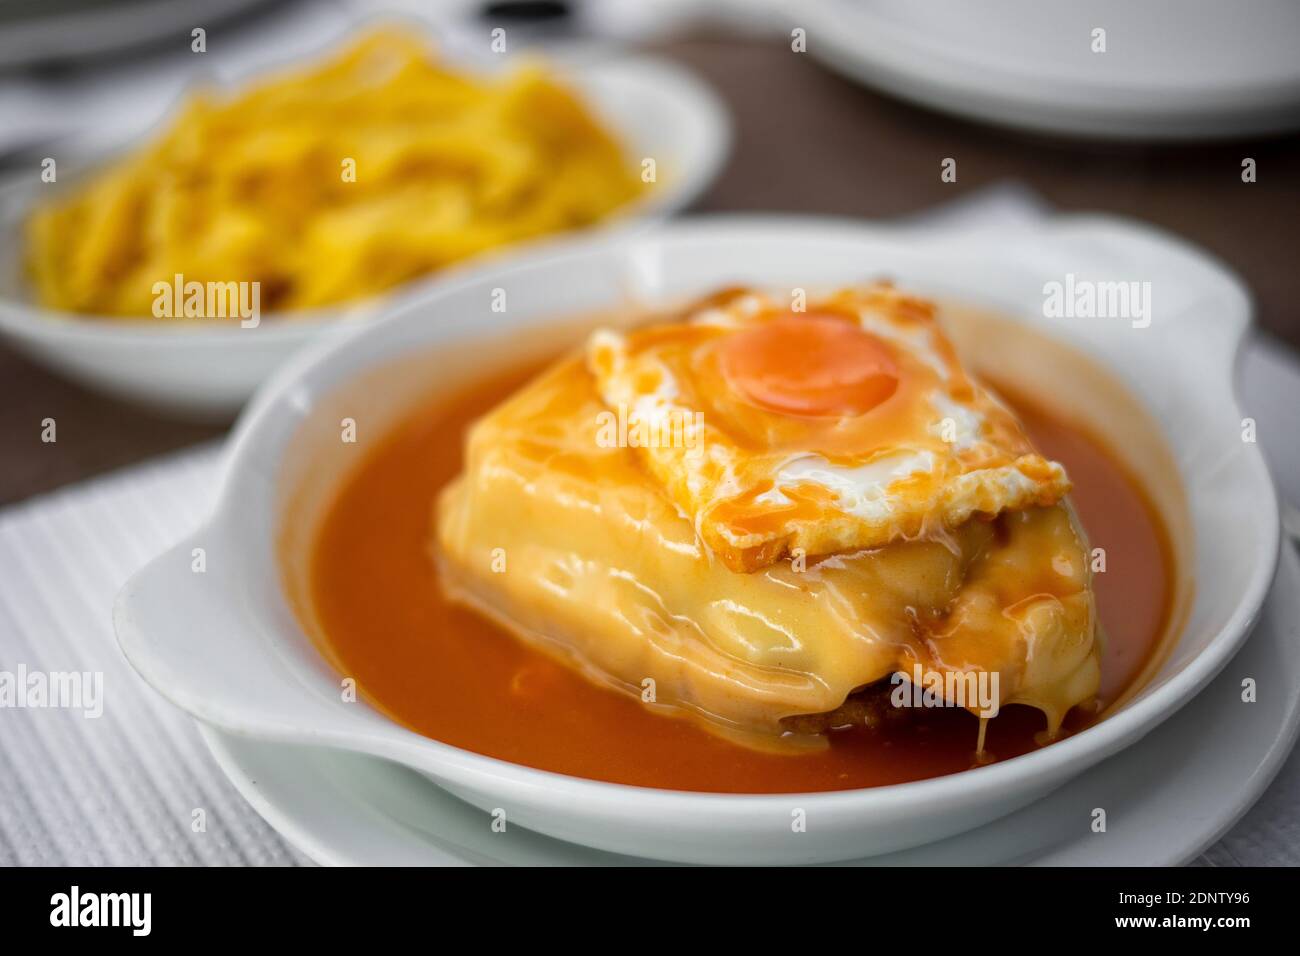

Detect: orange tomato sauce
[307, 361, 1174, 793]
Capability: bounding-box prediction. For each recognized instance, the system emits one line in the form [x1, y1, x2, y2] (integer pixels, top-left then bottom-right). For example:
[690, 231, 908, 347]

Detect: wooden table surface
[2, 34, 1298, 504]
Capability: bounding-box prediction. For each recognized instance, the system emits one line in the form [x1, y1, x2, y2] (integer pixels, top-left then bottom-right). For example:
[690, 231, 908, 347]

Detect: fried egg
[586, 284, 1071, 572]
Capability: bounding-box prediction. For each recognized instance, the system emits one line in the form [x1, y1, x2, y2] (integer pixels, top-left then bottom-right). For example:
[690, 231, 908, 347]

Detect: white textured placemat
[0, 447, 307, 866]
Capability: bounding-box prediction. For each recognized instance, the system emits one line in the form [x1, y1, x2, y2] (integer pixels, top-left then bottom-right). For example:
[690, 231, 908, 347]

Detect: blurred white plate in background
[0, 0, 276, 69]
[794, 0, 1300, 139]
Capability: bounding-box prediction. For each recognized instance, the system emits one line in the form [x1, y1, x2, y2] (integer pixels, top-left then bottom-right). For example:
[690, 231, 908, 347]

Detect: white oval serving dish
[0, 52, 729, 419]
[115, 215, 1278, 865]
[793, 0, 1300, 140]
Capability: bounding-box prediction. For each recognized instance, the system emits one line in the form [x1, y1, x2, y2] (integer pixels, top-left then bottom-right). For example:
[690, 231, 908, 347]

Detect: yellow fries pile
[25, 30, 646, 318]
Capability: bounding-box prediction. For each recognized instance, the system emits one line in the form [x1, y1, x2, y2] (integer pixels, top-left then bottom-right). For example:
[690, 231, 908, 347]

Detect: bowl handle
[114, 531, 374, 745]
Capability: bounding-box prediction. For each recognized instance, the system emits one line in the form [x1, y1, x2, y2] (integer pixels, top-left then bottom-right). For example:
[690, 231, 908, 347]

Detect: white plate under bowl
[792, 0, 1300, 140]
[200, 543, 1300, 866]
[116, 214, 1278, 865]
[0, 52, 729, 418]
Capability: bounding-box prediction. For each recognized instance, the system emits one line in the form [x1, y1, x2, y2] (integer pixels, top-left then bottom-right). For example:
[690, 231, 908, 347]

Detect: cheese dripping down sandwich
[436, 286, 1101, 751]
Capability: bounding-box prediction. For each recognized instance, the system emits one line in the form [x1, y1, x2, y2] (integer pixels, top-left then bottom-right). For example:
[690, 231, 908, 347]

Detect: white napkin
[1, 187, 1296, 866]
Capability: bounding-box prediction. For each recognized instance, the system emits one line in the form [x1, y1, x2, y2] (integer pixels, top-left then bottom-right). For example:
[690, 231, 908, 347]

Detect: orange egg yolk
[718, 313, 900, 417]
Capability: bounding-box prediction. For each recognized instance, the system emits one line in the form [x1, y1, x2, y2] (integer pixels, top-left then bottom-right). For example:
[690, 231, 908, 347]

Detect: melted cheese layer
[436, 357, 1101, 744]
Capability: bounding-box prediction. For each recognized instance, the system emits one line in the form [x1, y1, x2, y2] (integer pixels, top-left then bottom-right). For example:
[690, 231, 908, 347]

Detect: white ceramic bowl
[115, 215, 1279, 865]
[0, 53, 729, 419]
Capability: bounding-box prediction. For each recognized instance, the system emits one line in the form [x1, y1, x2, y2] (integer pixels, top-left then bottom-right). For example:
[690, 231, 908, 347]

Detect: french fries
[25, 30, 646, 319]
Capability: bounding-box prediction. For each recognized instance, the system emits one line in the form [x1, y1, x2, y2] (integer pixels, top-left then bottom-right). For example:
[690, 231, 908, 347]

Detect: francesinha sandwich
[435, 285, 1101, 751]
